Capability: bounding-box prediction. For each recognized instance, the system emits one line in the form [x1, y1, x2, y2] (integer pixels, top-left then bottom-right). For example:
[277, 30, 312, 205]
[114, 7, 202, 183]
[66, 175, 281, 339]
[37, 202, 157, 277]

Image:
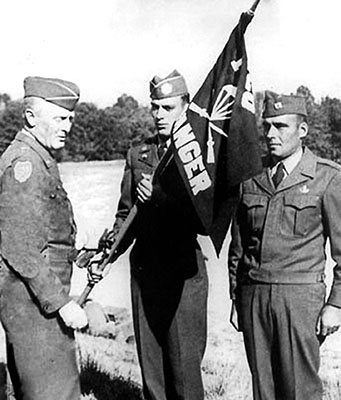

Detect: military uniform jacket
[113, 135, 205, 277]
[228, 147, 341, 307]
[0, 131, 76, 314]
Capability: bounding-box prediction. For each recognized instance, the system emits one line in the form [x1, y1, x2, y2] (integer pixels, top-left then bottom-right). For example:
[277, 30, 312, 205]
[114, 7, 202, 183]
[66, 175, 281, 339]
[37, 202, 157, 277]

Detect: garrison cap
[150, 70, 188, 100]
[263, 90, 307, 118]
[24, 76, 80, 111]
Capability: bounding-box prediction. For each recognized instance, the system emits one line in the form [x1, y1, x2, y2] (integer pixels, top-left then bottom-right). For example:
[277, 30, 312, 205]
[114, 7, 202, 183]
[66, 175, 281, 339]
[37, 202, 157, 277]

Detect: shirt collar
[15, 129, 56, 168]
[271, 147, 303, 177]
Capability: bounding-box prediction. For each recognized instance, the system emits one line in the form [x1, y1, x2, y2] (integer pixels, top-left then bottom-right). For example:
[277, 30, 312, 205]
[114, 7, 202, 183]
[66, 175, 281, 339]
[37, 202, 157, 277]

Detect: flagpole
[249, 0, 261, 14]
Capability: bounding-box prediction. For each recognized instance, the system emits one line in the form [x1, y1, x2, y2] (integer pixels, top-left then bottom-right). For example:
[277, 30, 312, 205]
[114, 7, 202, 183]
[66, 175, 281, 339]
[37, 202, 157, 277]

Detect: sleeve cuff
[40, 291, 72, 315]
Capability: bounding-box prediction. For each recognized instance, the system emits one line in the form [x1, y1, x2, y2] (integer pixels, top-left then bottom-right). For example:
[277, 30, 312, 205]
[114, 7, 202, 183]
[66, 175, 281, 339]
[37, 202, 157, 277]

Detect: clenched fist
[136, 173, 153, 203]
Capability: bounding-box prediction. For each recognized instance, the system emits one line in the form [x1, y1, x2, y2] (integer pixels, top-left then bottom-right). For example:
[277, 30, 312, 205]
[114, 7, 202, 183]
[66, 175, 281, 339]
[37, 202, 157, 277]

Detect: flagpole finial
[248, 0, 261, 15]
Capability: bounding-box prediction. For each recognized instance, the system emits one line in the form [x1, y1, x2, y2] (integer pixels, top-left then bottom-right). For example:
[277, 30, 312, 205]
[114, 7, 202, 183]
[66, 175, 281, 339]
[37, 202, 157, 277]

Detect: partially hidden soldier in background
[108, 71, 209, 400]
[0, 76, 88, 400]
[228, 91, 341, 400]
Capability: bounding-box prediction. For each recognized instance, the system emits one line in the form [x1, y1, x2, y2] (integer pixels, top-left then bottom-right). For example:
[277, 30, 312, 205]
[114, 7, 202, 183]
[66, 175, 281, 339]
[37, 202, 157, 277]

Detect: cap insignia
[160, 83, 173, 95]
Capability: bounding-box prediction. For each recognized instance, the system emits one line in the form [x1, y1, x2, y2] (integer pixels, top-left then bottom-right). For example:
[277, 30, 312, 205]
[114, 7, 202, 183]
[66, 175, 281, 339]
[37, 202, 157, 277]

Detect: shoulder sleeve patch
[14, 161, 33, 183]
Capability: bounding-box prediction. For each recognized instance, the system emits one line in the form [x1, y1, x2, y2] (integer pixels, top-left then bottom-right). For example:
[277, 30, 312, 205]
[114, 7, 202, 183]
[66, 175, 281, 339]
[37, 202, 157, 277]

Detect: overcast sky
[1, 0, 341, 107]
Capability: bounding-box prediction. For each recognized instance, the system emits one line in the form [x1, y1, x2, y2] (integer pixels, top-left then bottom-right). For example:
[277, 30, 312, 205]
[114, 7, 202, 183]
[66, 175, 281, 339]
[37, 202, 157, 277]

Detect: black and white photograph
[1, 0, 341, 399]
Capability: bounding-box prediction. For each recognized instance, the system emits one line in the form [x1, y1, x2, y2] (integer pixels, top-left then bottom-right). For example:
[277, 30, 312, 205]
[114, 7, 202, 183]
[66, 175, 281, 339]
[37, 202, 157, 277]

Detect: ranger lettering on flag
[172, 113, 211, 196]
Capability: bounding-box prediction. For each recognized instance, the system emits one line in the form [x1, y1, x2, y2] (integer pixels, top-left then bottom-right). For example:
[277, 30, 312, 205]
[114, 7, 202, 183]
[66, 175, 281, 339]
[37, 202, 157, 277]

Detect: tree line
[0, 87, 341, 162]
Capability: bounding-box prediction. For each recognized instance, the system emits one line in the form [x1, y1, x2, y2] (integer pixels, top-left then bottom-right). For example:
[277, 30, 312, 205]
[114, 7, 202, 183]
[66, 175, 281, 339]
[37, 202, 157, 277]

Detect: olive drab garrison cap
[263, 90, 307, 118]
[149, 70, 188, 100]
[24, 76, 80, 111]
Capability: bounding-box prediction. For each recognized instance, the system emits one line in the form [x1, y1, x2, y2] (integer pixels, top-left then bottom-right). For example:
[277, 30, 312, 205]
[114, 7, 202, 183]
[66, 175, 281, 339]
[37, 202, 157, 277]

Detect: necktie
[157, 142, 167, 159]
[272, 162, 285, 188]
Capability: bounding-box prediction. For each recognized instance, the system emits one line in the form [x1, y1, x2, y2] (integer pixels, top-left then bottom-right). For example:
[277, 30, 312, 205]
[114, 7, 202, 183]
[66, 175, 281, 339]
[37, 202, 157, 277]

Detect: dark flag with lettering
[170, 11, 262, 255]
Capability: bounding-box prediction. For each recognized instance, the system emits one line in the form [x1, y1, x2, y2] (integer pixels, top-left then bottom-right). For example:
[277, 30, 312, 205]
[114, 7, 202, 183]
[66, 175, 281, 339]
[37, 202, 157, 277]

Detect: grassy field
[58, 160, 341, 399]
[3, 160, 341, 399]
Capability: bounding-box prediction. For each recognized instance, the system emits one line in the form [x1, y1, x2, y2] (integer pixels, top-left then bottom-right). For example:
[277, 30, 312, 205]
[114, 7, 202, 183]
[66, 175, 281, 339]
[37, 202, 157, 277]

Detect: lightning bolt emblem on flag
[189, 83, 238, 163]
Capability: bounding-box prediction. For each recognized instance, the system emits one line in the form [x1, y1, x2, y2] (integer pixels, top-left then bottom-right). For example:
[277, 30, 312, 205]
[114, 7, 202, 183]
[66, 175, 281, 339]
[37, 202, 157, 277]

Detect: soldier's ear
[24, 108, 36, 128]
[298, 121, 308, 139]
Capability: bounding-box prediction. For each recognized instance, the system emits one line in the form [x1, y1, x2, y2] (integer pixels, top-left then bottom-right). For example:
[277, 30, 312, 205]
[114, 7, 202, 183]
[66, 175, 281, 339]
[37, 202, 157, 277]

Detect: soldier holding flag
[107, 71, 209, 400]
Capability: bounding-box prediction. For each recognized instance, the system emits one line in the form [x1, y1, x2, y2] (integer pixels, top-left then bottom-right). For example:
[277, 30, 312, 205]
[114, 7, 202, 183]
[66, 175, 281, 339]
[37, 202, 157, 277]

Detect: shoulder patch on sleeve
[14, 161, 33, 183]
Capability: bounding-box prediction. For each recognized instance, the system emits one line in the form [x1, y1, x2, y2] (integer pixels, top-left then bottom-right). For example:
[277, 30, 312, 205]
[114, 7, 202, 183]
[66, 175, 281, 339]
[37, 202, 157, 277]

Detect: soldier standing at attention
[108, 70, 208, 400]
[228, 91, 341, 400]
[0, 76, 88, 400]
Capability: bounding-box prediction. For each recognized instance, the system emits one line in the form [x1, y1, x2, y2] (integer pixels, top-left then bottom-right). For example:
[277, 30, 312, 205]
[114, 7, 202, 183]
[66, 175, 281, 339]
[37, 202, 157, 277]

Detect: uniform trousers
[131, 249, 208, 400]
[238, 283, 326, 400]
[0, 269, 80, 400]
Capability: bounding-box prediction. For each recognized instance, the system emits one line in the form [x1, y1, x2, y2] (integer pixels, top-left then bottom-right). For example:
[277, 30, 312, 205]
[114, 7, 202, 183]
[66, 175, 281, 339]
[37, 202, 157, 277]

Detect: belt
[242, 269, 325, 284]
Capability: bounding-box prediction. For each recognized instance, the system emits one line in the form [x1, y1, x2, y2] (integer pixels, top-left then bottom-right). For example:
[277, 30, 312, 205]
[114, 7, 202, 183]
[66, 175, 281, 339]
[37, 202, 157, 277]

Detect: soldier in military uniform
[109, 71, 208, 400]
[228, 91, 341, 400]
[0, 76, 88, 400]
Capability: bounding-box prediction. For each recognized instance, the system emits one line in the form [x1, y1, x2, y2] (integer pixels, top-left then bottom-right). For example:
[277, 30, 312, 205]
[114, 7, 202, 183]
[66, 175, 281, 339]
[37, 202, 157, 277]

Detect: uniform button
[50, 193, 56, 199]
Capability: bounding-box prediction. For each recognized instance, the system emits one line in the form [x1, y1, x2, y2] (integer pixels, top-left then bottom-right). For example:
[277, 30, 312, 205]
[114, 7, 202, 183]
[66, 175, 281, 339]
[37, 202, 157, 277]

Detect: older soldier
[0, 76, 87, 400]
[228, 91, 341, 400]
[110, 70, 208, 400]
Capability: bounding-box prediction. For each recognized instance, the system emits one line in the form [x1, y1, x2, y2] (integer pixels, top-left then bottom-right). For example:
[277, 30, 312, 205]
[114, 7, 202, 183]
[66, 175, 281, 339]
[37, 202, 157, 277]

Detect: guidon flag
[169, 11, 263, 255]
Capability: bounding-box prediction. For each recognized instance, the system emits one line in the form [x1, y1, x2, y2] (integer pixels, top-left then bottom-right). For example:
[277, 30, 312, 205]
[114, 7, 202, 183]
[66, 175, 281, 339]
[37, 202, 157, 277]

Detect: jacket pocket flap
[284, 194, 318, 210]
[243, 194, 268, 208]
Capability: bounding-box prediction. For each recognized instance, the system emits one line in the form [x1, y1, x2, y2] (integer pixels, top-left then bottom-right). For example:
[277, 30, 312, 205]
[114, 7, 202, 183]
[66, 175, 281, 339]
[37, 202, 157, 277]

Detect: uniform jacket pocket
[281, 194, 319, 236]
[242, 194, 268, 232]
